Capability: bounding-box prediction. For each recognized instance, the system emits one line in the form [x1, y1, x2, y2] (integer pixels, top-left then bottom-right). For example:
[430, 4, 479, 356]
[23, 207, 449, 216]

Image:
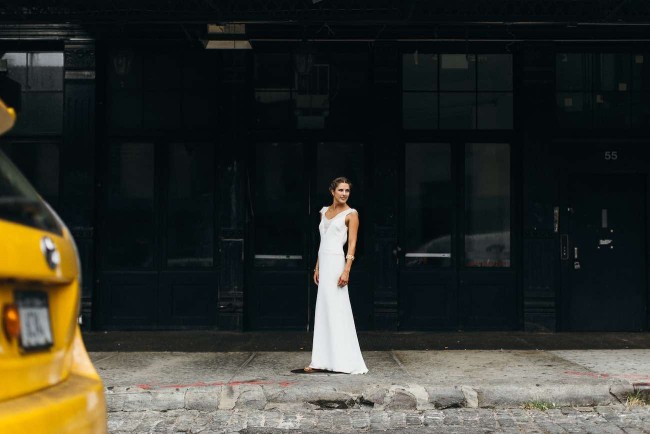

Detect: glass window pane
[254, 91, 292, 128]
[477, 92, 513, 129]
[403, 92, 437, 129]
[439, 92, 475, 129]
[405, 143, 452, 267]
[9, 92, 63, 135]
[254, 143, 304, 267]
[104, 143, 155, 269]
[402, 53, 437, 91]
[143, 53, 181, 90]
[167, 143, 214, 268]
[108, 50, 142, 90]
[631, 92, 650, 127]
[2, 53, 27, 87]
[183, 91, 219, 129]
[143, 91, 181, 130]
[440, 54, 476, 91]
[477, 54, 512, 91]
[27, 53, 64, 91]
[254, 53, 292, 88]
[328, 52, 369, 129]
[557, 53, 591, 91]
[108, 90, 143, 130]
[0, 142, 59, 206]
[465, 143, 510, 267]
[596, 53, 630, 92]
[632, 54, 650, 91]
[594, 91, 630, 128]
[557, 92, 592, 128]
[182, 51, 219, 89]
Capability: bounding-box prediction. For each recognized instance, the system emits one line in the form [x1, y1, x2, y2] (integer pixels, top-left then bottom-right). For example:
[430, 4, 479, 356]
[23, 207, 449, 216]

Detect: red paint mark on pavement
[136, 379, 296, 391]
[565, 370, 650, 381]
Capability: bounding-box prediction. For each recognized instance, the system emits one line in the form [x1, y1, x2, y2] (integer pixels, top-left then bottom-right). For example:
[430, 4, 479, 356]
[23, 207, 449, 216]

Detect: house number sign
[604, 151, 618, 160]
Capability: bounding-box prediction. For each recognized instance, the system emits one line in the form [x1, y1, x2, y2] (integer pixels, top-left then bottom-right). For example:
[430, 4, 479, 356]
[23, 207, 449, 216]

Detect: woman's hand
[313, 268, 319, 285]
[338, 270, 350, 287]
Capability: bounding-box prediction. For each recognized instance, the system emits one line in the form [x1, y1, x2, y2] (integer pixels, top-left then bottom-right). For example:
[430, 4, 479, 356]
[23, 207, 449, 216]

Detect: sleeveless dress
[309, 206, 368, 374]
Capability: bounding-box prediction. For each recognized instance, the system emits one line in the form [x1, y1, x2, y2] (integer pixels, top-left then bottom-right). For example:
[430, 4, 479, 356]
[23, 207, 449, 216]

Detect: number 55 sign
[604, 151, 618, 160]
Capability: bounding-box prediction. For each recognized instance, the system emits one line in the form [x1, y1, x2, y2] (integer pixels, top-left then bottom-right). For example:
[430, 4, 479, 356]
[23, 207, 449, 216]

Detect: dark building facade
[1, 1, 649, 332]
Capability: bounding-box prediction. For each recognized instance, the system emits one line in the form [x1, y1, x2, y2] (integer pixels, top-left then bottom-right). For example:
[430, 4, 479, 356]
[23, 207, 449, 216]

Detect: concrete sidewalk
[93, 349, 650, 413]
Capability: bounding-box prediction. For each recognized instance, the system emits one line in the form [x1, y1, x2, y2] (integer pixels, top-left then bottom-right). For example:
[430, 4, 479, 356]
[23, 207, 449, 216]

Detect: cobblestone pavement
[108, 405, 650, 433]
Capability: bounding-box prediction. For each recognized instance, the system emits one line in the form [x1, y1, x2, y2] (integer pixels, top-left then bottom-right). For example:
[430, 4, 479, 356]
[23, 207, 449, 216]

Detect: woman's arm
[313, 257, 319, 285]
[345, 212, 359, 272]
[338, 211, 359, 287]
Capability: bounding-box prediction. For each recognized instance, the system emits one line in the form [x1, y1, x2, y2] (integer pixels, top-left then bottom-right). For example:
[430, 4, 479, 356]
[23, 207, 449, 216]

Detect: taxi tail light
[3, 303, 20, 341]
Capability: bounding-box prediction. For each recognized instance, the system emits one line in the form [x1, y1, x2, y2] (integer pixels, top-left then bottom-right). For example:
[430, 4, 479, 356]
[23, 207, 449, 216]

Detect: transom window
[556, 52, 650, 129]
[402, 53, 513, 130]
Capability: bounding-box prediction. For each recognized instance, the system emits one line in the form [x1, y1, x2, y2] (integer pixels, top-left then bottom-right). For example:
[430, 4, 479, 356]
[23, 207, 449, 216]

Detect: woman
[305, 177, 368, 374]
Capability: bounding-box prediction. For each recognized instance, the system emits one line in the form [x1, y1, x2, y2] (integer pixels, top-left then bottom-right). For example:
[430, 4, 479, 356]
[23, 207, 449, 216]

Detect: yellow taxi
[0, 99, 107, 433]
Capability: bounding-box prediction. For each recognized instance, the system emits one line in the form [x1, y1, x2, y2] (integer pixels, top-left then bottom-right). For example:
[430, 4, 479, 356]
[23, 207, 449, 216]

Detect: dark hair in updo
[329, 176, 352, 192]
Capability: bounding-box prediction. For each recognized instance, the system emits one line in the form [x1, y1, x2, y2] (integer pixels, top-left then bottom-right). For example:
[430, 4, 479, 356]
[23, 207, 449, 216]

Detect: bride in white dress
[305, 177, 368, 375]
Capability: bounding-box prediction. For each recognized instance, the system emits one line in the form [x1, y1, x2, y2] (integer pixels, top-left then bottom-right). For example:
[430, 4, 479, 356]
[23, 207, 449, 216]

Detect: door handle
[573, 246, 581, 270]
[574, 247, 578, 259]
[392, 245, 402, 265]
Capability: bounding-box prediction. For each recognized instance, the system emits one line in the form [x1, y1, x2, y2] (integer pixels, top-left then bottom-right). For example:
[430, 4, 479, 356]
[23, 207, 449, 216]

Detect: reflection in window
[477, 93, 513, 129]
[465, 143, 510, 267]
[556, 92, 592, 128]
[403, 92, 437, 129]
[556, 52, 649, 129]
[105, 143, 156, 269]
[477, 54, 513, 91]
[404, 143, 452, 267]
[254, 54, 293, 129]
[1, 52, 64, 135]
[0, 142, 60, 207]
[402, 53, 513, 130]
[402, 52, 437, 91]
[439, 93, 475, 129]
[597, 53, 630, 91]
[167, 143, 214, 268]
[556, 53, 592, 91]
[254, 143, 304, 267]
[440, 54, 476, 91]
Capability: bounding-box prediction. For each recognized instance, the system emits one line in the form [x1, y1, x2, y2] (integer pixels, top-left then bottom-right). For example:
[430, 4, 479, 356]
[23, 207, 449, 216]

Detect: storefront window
[404, 143, 452, 267]
[464, 143, 510, 268]
[254, 143, 304, 267]
[104, 142, 156, 269]
[166, 143, 214, 268]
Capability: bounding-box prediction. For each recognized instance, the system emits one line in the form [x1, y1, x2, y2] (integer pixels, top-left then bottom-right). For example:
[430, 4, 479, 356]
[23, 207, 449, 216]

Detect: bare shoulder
[346, 209, 359, 223]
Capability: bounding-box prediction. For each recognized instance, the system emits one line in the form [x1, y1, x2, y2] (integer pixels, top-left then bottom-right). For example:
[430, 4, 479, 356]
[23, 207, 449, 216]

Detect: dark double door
[246, 141, 371, 330]
[563, 174, 647, 331]
[397, 142, 518, 330]
[97, 141, 220, 329]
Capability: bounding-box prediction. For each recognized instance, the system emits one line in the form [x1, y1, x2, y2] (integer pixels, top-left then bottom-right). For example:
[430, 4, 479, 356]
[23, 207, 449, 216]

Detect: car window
[0, 150, 62, 235]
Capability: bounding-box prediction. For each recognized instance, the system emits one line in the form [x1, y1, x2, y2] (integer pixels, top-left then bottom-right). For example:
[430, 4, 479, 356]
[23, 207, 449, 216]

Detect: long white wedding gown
[309, 206, 368, 374]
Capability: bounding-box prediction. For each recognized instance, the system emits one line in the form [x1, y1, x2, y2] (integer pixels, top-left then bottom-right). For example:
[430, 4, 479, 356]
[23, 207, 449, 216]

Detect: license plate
[15, 291, 54, 351]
